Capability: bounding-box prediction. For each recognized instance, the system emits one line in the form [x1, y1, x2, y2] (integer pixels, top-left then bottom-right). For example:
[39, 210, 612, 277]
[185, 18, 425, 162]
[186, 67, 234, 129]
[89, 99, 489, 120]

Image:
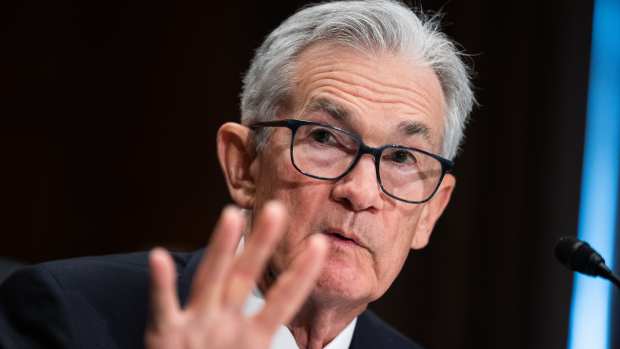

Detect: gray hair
[240, 0, 474, 160]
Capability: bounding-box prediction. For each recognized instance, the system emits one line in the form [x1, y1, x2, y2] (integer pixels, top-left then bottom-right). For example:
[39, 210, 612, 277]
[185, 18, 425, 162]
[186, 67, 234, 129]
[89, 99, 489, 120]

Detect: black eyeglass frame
[249, 119, 454, 204]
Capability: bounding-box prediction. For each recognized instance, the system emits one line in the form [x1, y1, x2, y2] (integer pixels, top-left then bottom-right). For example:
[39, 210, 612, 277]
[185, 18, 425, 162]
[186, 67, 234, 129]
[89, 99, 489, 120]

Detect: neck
[288, 300, 364, 349]
[259, 271, 366, 349]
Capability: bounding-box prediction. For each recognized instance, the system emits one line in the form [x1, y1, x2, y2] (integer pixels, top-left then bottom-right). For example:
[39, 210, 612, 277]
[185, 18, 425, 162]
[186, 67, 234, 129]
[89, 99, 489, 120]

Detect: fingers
[188, 206, 245, 310]
[149, 248, 180, 328]
[188, 200, 315, 330]
[255, 234, 327, 332]
[224, 201, 288, 308]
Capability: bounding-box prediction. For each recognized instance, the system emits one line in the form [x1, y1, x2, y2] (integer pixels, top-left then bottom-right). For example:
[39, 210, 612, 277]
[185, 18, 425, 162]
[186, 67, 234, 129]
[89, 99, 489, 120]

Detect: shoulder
[27, 250, 194, 288]
[2, 250, 195, 308]
[352, 310, 425, 349]
[34, 250, 193, 277]
[0, 250, 198, 349]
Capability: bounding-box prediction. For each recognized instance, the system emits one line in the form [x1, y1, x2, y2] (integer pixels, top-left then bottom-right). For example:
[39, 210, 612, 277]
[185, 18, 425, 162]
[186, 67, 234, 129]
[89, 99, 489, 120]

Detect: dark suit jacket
[0, 259, 23, 284]
[0, 250, 424, 349]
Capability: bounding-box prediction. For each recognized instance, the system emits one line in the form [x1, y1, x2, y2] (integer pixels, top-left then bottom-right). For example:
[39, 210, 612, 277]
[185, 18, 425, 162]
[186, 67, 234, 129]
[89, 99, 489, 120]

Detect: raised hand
[145, 202, 328, 349]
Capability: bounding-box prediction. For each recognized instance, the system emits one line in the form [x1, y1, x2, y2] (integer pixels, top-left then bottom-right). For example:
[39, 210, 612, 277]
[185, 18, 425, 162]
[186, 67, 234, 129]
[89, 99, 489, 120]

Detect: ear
[411, 174, 456, 249]
[216, 122, 256, 209]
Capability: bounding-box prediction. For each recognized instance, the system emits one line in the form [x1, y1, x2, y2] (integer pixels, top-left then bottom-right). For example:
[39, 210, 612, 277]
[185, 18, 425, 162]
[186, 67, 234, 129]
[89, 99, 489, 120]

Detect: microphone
[554, 236, 620, 289]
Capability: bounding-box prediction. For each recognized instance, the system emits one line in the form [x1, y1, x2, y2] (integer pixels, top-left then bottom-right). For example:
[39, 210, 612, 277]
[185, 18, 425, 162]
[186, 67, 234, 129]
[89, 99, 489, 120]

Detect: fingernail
[223, 204, 241, 217]
[150, 246, 165, 256]
[265, 200, 285, 214]
[149, 247, 167, 264]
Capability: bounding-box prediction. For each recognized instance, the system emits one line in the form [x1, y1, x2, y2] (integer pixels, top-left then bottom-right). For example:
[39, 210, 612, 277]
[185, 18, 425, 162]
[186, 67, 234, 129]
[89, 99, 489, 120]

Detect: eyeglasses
[249, 119, 453, 204]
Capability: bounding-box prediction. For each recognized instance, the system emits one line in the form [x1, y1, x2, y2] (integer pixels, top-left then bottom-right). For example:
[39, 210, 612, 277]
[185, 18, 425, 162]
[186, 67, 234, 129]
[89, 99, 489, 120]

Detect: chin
[311, 256, 374, 305]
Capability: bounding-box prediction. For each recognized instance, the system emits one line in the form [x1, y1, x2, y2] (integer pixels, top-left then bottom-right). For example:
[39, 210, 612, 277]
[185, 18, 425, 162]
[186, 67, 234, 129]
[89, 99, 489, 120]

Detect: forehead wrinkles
[292, 48, 445, 141]
[300, 64, 440, 117]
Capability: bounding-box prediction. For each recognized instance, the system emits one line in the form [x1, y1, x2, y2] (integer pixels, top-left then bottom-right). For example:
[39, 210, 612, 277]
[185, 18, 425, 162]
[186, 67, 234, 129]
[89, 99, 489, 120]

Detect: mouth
[322, 228, 363, 248]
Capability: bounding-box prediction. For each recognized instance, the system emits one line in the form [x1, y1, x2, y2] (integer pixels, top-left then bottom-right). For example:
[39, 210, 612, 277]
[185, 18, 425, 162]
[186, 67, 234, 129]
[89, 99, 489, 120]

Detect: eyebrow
[397, 120, 431, 142]
[305, 97, 432, 143]
[305, 97, 351, 123]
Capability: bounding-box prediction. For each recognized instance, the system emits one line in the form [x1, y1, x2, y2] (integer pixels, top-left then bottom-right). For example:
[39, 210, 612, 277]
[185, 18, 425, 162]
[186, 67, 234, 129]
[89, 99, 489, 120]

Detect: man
[0, 1, 474, 348]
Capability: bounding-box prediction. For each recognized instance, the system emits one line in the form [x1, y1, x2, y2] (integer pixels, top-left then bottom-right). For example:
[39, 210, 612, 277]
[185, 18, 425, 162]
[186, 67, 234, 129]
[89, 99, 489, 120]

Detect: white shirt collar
[238, 237, 357, 349]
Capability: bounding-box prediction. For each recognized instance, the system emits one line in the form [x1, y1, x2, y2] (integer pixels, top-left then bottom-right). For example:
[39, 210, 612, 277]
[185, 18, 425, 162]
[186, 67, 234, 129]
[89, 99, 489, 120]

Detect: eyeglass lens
[291, 124, 443, 202]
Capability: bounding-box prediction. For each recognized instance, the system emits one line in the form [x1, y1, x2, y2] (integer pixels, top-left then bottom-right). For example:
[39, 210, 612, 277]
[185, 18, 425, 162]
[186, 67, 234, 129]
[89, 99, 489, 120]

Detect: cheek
[253, 146, 333, 263]
[258, 151, 328, 218]
[371, 210, 422, 289]
[256, 134, 331, 208]
[252, 141, 298, 206]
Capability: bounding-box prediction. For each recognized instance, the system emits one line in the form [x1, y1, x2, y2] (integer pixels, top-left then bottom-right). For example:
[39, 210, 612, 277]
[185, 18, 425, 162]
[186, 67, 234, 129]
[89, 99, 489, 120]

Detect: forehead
[290, 43, 446, 151]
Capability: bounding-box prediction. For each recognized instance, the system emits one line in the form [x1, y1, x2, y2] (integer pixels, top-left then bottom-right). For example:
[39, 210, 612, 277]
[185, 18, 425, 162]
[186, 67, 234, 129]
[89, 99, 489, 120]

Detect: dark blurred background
[2, 0, 618, 348]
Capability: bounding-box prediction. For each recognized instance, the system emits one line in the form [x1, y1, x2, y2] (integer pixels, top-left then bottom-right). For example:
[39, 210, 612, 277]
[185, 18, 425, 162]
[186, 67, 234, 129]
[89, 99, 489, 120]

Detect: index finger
[223, 201, 288, 309]
[188, 206, 245, 310]
[254, 234, 328, 332]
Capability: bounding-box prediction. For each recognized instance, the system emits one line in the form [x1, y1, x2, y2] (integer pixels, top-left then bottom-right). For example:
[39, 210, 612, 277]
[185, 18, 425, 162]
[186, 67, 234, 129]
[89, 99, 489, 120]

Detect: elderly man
[0, 1, 473, 348]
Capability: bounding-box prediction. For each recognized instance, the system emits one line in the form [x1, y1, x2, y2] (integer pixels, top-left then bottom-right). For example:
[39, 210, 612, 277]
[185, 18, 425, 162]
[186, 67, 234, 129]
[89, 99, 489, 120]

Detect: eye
[385, 149, 417, 164]
[309, 128, 335, 144]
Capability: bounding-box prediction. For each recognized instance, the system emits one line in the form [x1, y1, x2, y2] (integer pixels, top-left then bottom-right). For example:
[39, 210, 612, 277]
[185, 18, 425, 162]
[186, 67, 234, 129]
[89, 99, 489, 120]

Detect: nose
[331, 154, 383, 212]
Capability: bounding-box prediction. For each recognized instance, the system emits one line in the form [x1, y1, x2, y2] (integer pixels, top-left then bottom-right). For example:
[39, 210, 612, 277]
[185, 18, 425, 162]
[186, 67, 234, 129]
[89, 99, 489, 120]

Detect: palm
[145, 203, 327, 349]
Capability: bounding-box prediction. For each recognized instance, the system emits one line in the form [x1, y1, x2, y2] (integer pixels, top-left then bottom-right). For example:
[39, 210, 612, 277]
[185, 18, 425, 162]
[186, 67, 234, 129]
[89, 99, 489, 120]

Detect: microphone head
[554, 236, 605, 276]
